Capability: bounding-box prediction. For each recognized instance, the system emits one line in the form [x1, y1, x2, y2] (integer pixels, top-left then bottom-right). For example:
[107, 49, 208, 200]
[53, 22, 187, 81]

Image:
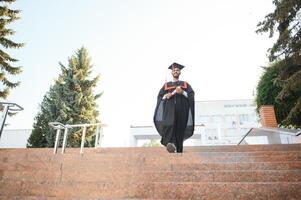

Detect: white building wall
[0, 99, 259, 148]
[0, 129, 31, 148]
[130, 99, 259, 147]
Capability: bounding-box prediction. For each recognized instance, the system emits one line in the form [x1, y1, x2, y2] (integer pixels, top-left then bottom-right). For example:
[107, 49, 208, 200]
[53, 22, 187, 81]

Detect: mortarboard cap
[168, 62, 185, 70]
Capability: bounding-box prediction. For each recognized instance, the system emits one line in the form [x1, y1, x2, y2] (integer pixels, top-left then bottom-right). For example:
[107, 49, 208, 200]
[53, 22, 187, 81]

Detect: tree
[256, 0, 301, 128]
[142, 139, 161, 147]
[27, 91, 54, 147]
[0, 0, 24, 99]
[27, 47, 101, 147]
[256, 63, 292, 125]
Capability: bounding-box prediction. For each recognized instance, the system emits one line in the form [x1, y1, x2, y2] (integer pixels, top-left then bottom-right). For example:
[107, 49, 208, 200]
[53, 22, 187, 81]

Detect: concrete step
[153, 182, 301, 200]
[2, 169, 301, 183]
[2, 157, 301, 177]
[2, 159, 301, 172]
[1, 144, 301, 155]
[1, 180, 300, 199]
[173, 161, 301, 171]
[61, 170, 301, 183]
[2, 151, 300, 165]
[1, 145, 301, 199]
[0, 197, 146, 200]
[57, 154, 301, 165]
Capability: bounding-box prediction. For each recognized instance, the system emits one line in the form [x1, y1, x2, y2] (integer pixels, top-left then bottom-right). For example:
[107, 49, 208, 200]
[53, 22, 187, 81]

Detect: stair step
[1, 180, 300, 199]
[2, 169, 301, 183]
[58, 155, 301, 164]
[173, 161, 301, 170]
[2, 161, 301, 173]
[1, 144, 301, 155]
[2, 156, 301, 170]
[153, 182, 301, 200]
[1, 145, 301, 199]
[61, 170, 301, 183]
[0, 197, 145, 200]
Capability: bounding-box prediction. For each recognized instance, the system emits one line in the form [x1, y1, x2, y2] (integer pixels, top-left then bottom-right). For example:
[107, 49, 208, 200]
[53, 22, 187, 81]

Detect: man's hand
[176, 86, 183, 94]
[165, 93, 173, 99]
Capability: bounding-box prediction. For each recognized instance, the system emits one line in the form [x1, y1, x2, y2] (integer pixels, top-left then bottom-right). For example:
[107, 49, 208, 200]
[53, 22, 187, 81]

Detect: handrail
[49, 122, 107, 154]
[237, 127, 301, 145]
[237, 128, 253, 145]
[0, 101, 23, 112]
[49, 122, 65, 129]
[0, 102, 23, 139]
[258, 127, 298, 136]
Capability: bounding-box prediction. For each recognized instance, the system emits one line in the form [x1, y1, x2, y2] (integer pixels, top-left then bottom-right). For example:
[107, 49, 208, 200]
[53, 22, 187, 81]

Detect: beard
[173, 74, 179, 79]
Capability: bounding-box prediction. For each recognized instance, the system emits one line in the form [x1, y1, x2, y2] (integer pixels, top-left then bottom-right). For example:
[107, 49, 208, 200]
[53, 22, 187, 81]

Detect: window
[211, 115, 222, 123]
[225, 115, 236, 122]
[239, 114, 249, 124]
[226, 128, 238, 137]
[224, 104, 248, 108]
[198, 115, 209, 123]
[239, 128, 250, 136]
[206, 129, 218, 140]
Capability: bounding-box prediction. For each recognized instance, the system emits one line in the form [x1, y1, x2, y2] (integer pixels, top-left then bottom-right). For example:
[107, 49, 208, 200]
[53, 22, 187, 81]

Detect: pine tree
[27, 91, 54, 147]
[256, 0, 301, 128]
[27, 47, 101, 147]
[0, 0, 24, 99]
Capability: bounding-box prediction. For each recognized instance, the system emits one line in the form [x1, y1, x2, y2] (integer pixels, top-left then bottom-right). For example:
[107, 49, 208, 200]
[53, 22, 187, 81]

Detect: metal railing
[49, 122, 106, 154]
[237, 127, 301, 145]
[0, 102, 23, 139]
[237, 128, 253, 145]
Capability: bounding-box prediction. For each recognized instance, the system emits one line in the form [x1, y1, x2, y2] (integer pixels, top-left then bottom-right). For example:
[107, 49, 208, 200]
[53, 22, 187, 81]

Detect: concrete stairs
[0, 144, 301, 199]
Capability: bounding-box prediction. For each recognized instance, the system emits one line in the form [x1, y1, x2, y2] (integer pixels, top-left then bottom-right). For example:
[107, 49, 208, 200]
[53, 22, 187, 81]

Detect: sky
[4, 0, 276, 146]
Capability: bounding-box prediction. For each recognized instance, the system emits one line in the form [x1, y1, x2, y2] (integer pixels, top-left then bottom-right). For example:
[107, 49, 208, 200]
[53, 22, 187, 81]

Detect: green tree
[0, 0, 24, 99]
[142, 139, 161, 147]
[27, 47, 101, 147]
[27, 92, 54, 147]
[256, 63, 292, 125]
[256, 0, 301, 128]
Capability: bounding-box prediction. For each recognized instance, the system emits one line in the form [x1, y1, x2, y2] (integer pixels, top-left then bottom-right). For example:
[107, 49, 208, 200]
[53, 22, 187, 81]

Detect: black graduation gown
[153, 81, 195, 152]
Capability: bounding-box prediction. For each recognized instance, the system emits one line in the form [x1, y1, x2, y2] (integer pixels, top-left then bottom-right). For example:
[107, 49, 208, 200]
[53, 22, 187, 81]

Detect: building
[0, 99, 259, 148]
[0, 129, 31, 148]
[130, 99, 260, 146]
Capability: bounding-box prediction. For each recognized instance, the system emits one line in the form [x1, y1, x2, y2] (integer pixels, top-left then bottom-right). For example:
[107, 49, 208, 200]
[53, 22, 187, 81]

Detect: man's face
[172, 67, 181, 78]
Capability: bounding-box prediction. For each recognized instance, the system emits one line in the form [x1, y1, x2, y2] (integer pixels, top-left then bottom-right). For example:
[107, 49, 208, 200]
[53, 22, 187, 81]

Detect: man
[153, 62, 195, 153]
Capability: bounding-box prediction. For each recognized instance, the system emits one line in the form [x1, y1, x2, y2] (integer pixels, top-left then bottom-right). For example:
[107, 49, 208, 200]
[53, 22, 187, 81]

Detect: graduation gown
[153, 81, 195, 152]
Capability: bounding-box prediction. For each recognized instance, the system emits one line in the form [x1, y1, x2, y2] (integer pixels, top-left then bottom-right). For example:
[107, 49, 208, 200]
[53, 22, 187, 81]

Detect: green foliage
[0, 0, 24, 99]
[256, 0, 301, 128]
[27, 94, 53, 147]
[27, 47, 101, 147]
[142, 139, 161, 147]
[256, 63, 292, 125]
[27, 126, 47, 148]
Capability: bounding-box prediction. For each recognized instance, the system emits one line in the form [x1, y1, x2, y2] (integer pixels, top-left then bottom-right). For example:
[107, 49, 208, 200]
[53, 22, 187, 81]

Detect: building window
[239, 114, 249, 124]
[198, 115, 209, 123]
[225, 115, 236, 122]
[206, 129, 218, 140]
[224, 104, 248, 108]
[226, 128, 238, 137]
[211, 115, 222, 123]
[239, 128, 250, 136]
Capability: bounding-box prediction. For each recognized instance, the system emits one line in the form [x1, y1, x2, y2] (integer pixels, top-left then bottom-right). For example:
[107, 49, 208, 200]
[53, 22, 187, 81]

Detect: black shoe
[166, 143, 176, 153]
